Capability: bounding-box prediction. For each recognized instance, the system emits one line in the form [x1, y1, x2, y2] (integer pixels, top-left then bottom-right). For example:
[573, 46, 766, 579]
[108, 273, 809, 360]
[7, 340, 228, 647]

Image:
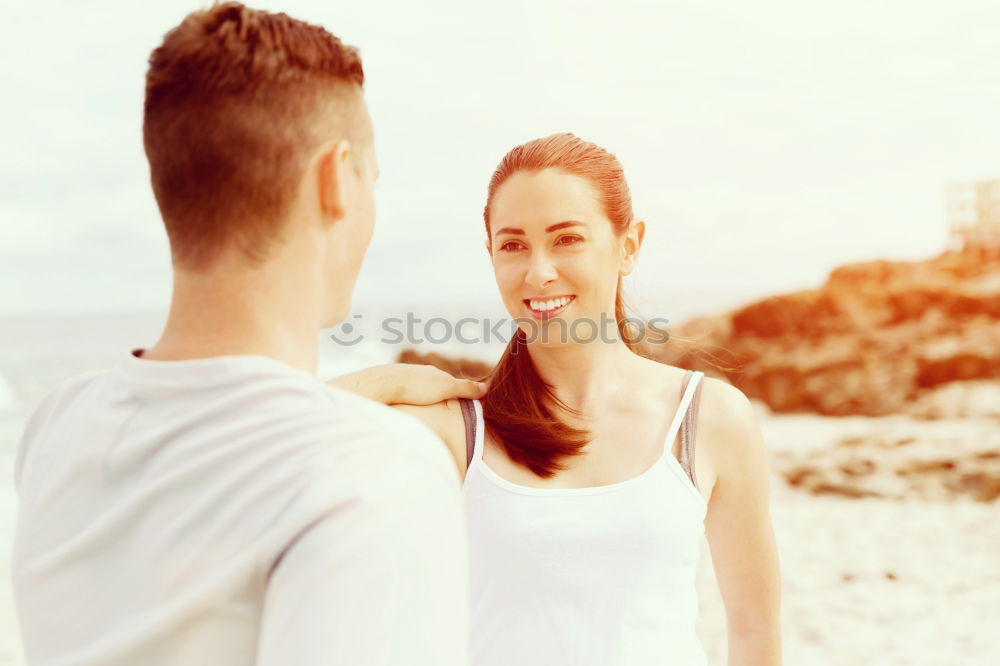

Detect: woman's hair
[480, 133, 640, 477]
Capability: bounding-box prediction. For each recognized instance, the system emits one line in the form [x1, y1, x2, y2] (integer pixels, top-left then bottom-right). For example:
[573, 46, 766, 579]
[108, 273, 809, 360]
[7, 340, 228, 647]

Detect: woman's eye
[556, 235, 582, 246]
[499, 241, 524, 252]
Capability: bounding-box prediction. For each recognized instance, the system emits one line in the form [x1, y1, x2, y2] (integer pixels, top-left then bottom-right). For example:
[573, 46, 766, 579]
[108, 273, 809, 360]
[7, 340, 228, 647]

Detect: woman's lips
[523, 295, 575, 320]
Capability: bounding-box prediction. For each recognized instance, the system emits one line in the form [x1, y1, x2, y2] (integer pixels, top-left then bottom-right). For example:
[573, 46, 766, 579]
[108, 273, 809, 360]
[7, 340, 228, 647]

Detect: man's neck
[142, 258, 325, 375]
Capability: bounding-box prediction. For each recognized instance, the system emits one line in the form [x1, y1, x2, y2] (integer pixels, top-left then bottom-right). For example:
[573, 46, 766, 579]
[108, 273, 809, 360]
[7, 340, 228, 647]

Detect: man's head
[143, 2, 377, 326]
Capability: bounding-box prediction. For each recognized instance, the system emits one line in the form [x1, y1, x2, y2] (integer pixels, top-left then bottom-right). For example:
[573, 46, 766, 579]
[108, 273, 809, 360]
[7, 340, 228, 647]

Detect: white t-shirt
[12, 350, 469, 666]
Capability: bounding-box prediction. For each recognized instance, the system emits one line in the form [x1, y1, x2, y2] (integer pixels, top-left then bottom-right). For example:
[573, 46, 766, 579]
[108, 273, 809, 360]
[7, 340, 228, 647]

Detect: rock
[662, 247, 1000, 416]
[809, 481, 883, 499]
[959, 472, 1000, 502]
[783, 464, 825, 487]
[838, 458, 878, 476]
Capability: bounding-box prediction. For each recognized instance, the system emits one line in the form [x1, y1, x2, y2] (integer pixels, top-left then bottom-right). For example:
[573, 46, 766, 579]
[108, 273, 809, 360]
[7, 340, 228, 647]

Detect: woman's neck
[526, 334, 638, 413]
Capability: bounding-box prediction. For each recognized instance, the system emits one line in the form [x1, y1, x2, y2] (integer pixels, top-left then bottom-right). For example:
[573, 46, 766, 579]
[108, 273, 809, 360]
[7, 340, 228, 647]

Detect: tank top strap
[458, 397, 485, 470]
[663, 371, 700, 453]
[676, 371, 705, 491]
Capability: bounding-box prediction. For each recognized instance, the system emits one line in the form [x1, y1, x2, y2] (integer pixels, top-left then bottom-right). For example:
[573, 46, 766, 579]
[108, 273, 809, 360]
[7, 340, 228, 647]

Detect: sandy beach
[3, 383, 998, 665]
[695, 407, 1000, 665]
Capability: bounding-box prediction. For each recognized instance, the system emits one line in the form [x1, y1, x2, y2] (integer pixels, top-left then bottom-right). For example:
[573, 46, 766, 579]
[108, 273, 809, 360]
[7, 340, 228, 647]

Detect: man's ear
[316, 138, 352, 225]
[621, 219, 645, 275]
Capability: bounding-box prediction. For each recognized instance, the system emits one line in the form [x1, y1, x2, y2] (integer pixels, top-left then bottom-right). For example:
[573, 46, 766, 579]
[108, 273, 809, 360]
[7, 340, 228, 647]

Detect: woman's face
[487, 168, 640, 347]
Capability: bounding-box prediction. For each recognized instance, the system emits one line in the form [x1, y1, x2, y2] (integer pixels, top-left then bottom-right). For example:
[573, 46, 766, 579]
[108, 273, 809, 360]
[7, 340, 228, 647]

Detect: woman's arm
[702, 380, 783, 666]
[328, 363, 486, 405]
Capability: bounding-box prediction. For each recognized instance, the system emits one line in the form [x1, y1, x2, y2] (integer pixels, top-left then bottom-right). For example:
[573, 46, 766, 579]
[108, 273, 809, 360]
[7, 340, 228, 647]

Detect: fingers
[453, 379, 489, 399]
[395, 365, 489, 403]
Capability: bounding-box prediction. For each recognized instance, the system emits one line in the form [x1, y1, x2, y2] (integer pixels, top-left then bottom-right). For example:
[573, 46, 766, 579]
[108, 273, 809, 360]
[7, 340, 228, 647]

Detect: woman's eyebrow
[494, 221, 584, 237]
[545, 221, 583, 233]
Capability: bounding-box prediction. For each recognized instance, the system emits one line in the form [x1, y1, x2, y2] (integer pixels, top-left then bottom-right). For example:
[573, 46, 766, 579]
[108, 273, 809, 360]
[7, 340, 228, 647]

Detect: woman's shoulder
[682, 371, 768, 482]
[636, 358, 750, 414]
[637, 359, 761, 463]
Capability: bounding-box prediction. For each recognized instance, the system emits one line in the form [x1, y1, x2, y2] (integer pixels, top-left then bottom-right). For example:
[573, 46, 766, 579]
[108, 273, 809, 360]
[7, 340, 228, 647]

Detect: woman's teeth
[529, 296, 573, 312]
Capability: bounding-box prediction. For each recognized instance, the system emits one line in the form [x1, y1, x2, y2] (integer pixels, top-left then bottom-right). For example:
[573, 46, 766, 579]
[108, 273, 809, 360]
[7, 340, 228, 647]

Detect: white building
[947, 180, 1000, 255]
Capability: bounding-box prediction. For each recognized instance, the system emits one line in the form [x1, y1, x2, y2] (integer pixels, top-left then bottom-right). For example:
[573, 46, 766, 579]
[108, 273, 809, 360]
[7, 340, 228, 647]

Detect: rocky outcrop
[661, 247, 1000, 416]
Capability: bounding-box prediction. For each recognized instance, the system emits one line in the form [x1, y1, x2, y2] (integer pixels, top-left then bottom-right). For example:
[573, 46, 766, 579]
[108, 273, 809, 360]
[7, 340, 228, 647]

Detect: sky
[1, 0, 998, 323]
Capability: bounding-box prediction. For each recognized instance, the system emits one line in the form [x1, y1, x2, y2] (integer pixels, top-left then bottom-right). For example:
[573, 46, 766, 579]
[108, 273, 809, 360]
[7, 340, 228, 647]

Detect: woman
[394, 133, 782, 665]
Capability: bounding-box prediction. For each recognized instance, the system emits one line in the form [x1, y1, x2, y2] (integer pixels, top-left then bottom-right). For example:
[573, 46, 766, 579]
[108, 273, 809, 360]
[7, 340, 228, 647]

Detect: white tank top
[461, 370, 708, 666]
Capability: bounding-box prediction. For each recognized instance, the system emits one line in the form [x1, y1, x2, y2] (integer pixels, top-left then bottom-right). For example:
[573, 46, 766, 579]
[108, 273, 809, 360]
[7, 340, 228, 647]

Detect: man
[12, 3, 477, 664]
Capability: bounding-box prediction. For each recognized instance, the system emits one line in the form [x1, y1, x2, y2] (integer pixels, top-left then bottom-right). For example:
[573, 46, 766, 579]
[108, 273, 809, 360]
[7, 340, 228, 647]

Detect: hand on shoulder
[328, 363, 487, 405]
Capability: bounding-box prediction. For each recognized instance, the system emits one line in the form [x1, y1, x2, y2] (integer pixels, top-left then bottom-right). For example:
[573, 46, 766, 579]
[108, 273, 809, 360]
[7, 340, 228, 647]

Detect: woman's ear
[484, 238, 494, 260]
[620, 220, 645, 275]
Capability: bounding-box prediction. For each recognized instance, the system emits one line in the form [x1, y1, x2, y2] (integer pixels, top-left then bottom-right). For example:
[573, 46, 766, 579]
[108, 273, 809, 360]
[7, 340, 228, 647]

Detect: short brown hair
[143, 2, 365, 268]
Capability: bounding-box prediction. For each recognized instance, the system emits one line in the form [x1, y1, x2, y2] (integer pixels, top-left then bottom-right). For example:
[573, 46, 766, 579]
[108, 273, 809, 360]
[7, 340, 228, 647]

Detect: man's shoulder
[316, 385, 457, 479]
[260, 388, 462, 535]
[16, 368, 111, 478]
[31, 366, 110, 410]
[22, 368, 111, 438]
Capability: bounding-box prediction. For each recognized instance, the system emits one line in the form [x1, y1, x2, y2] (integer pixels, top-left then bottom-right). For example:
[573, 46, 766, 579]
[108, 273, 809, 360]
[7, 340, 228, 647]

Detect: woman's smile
[524, 294, 576, 319]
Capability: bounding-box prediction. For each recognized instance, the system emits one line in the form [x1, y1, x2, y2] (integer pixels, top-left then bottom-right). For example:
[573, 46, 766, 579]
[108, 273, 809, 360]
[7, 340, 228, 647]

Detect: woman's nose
[525, 251, 558, 289]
